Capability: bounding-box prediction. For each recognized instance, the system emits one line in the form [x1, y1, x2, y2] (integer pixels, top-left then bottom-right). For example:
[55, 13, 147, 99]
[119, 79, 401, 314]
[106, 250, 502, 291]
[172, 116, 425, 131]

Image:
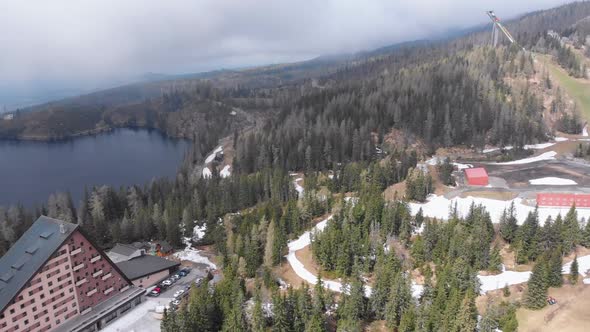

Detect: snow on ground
[453, 162, 473, 170]
[562, 255, 590, 277]
[478, 265, 531, 294]
[286, 215, 423, 299]
[483, 147, 500, 153]
[220, 165, 231, 178]
[529, 177, 578, 186]
[294, 178, 304, 196]
[193, 224, 207, 242]
[493, 151, 557, 165]
[202, 167, 212, 179]
[409, 194, 590, 225]
[555, 137, 569, 142]
[174, 243, 217, 269]
[583, 126, 589, 137]
[204, 146, 223, 164]
[479, 254, 590, 293]
[523, 142, 555, 150]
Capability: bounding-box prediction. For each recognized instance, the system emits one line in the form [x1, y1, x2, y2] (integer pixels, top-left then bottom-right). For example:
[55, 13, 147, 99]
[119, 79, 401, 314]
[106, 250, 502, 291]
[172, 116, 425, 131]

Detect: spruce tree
[452, 290, 477, 332]
[547, 249, 563, 288]
[524, 259, 548, 309]
[488, 246, 502, 273]
[570, 255, 579, 284]
[398, 303, 417, 332]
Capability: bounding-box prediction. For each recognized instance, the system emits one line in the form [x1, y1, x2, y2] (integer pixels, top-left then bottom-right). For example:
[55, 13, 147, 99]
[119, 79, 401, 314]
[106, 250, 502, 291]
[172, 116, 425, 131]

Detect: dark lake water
[0, 129, 190, 207]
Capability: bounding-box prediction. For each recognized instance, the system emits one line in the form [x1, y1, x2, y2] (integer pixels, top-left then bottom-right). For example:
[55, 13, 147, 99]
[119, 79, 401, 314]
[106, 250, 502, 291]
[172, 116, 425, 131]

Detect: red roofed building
[464, 167, 489, 186]
[537, 193, 590, 208]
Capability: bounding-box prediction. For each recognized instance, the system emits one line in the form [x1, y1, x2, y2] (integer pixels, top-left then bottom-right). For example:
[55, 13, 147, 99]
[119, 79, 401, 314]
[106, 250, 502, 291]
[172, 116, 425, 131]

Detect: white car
[162, 280, 172, 286]
[172, 299, 181, 306]
[173, 289, 185, 298]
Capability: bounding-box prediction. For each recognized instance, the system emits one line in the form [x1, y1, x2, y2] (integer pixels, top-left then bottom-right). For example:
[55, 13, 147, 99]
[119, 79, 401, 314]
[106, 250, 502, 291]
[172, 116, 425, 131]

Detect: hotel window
[32, 307, 37, 312]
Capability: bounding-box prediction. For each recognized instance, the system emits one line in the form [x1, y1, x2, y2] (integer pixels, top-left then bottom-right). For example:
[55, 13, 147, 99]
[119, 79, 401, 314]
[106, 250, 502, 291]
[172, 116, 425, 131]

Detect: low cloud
[0, 0, 571, 88]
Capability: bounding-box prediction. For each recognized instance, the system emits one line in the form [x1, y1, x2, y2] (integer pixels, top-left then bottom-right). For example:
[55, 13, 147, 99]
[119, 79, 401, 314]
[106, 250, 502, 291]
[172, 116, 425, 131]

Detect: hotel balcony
[70, 247, 83, 256]
[90, 255, 102, 263]
[86, 289, 97, 296]
[103, 287, 114, 295]
[75, 278, 87, 286]
[119, 285, 130, 293]
[92, 270, 103, 278]
[101, 272, 112, 281]
[73, 263, 85, 271]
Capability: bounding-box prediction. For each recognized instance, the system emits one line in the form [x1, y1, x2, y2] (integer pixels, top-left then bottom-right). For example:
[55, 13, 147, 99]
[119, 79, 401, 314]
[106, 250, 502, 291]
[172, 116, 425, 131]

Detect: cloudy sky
[0, 0, 572, 107]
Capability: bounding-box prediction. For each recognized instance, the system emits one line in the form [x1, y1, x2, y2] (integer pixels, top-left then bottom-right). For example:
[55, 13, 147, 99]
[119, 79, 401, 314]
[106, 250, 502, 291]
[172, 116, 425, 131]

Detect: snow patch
[529, 177, 577, 186]
[174, 245, 217, 269]
[523, 142, 555, 150]
[477, 265, 531, 294]
[220, 165, 231, 178]
[562, 255, 590, 277]
[493, 151, 557, 165]
[555, 137, 569, 142]
[205, 146, 223, 164]
[202, 167, 212, 179]
[583, 125, 588, 137]
[409, 194, 590, 225]
[193, 224, 207, 242]
[453, 162, 473, 170]
[479, 255, 590, 293]
[294, 178, 304, 196]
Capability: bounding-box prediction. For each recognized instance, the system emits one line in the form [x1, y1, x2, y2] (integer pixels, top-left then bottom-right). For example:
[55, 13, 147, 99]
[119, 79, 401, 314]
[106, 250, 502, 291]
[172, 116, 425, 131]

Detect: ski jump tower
[486, 11, 525, 51]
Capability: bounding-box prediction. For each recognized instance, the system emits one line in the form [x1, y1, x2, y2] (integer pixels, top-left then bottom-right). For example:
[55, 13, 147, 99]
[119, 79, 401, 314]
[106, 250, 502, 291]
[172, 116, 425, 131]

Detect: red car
[547, 296, 557, 305]
[149, 287, 162, 297]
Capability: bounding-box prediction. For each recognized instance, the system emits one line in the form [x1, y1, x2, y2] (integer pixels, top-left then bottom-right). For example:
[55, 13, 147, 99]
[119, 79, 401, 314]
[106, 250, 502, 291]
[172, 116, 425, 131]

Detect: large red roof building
[464, 167, 489, 186]
[0, 216, 144, 332]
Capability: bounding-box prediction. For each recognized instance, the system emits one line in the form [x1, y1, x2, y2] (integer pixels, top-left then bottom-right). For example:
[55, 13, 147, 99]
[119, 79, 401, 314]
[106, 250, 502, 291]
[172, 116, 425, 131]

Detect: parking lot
[103, 265, 208, 332]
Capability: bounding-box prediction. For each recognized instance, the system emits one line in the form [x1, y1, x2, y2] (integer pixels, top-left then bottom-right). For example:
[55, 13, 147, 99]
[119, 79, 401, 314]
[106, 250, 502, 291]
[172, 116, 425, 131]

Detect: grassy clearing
[544, 59, 590, 121]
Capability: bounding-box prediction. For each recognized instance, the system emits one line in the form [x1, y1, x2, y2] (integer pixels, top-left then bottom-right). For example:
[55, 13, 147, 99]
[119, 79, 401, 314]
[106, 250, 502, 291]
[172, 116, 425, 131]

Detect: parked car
[194, 277, 203, 286]
[148, 287, 162, 297]
[171, 274, 181, 281]
[178, 270, 188, 277]
[173, 289, 185, 298]
[161, 279, 172, 287]
[547, 296, 557, 305]
[172, 299, 181, 306]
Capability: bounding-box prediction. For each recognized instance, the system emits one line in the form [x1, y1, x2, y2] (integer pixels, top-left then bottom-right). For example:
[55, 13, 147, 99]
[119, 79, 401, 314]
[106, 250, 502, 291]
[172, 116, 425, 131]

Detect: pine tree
[546, 249, 563, 288]
[562, 205, 580, 253]
[582, 220, 590, 247]
[499, 202, 518, 243]
[452, 290, 477, 332]
[524, 260, 548, 309]
[385, 273, 412, 329]
[488, 246, 502, 273]
[570, 255, 579, 284]
[264, 219, 277, 266]
[305, 312, 325, 332]
[398, 303, 417, 332]
[251, 291, 266, 332]
[313, 273, 326, 312]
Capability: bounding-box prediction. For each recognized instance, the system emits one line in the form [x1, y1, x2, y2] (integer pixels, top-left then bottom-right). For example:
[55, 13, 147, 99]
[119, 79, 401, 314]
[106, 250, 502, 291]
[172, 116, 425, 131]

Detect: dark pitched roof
[0, 216, 78, 314]
[132, 242, 151, 250]
[115, 254, 180, 280]
[109, 243, 140, 257]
